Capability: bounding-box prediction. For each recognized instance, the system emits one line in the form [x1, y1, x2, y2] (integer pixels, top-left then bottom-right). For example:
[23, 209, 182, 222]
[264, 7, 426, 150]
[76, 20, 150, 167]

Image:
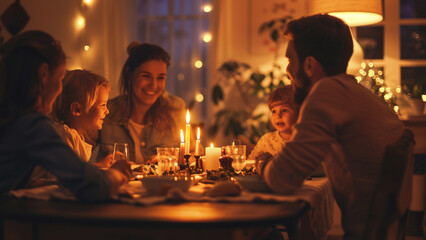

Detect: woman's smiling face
[131, 59, 167, 107]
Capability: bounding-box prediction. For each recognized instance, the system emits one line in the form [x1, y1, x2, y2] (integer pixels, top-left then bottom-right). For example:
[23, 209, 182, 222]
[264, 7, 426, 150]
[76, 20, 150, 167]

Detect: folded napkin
[9, 185, 76, 201]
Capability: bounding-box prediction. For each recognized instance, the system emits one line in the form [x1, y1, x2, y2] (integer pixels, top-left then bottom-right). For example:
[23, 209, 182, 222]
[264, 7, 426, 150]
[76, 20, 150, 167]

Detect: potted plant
[402, 84, 425, 116]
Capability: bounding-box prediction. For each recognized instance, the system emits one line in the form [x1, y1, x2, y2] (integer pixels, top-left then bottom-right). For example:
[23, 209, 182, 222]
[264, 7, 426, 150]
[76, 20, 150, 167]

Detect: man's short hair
[284, 14, 354, 76]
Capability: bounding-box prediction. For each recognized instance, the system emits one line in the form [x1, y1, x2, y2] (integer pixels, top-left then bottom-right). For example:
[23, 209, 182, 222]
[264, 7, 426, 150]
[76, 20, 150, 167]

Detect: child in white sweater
[248, 86, 299, 160]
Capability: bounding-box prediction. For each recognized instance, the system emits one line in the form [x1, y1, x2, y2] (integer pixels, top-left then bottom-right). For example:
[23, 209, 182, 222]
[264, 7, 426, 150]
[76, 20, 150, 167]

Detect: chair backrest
[364, 128, 415, 240]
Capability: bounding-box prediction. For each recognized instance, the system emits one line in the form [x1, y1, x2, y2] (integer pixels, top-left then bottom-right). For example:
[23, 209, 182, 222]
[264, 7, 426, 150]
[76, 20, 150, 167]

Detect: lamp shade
[309, 0, 383, 26]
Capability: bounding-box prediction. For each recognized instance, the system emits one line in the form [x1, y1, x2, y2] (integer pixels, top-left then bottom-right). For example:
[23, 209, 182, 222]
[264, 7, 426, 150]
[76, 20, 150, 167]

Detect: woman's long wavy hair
[119, 42, 177, 131]
[0, 30, 66, 126]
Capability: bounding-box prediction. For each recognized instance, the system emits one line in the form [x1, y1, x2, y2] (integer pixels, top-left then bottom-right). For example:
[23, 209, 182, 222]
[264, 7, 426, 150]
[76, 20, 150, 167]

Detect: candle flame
[197, 127, 200, 140]
[186, 110, 190, 124]
[180, 129, 184, 143]
[210, 142, 214, 148]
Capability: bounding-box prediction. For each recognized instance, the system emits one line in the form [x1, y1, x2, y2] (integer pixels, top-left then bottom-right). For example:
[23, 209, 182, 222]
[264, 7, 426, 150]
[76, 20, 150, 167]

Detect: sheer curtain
[135, 0, 211, 126]
[99, 0, 137, 98]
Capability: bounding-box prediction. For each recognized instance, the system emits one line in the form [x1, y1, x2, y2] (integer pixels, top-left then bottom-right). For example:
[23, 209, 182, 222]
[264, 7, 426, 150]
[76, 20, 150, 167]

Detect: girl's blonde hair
[52, 70, 110, 124]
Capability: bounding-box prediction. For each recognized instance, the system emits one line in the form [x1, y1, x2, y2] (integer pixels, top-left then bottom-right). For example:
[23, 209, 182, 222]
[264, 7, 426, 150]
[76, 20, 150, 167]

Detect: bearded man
[258, 14, 405, 240]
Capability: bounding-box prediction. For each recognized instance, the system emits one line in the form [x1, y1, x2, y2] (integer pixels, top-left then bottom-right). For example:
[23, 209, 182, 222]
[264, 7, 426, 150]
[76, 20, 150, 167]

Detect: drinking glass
[156, 147, 179, 174]
[226, 145, 246, 171]
[113, 143, 129, 163]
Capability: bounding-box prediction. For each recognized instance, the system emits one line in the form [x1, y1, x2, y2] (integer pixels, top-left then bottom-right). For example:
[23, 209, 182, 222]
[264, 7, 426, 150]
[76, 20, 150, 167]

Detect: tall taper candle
[178, 129, 185, 167]
[185, 110, 191, 155]
[195, 127, 200, 155]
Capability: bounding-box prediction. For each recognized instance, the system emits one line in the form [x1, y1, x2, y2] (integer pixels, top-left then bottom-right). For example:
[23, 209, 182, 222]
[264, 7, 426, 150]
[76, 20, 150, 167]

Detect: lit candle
[178, 129, 185, 166]
[185, 110, 191, 155]
[205, 143, 221, 170]
[195, 127, 200, 156]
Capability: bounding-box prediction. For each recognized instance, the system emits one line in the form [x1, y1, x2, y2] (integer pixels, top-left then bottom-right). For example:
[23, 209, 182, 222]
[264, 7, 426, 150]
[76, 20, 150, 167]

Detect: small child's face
[270, 103, 298, 135]
[81, 87, 110, 131]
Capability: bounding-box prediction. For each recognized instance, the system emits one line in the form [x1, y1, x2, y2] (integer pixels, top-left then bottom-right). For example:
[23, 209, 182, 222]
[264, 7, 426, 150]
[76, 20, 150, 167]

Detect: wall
[0, 0, 134, 98]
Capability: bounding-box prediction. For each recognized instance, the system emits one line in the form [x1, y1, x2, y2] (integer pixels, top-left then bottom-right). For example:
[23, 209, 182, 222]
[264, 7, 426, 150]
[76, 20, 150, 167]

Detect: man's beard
[293, 68, 313, 105]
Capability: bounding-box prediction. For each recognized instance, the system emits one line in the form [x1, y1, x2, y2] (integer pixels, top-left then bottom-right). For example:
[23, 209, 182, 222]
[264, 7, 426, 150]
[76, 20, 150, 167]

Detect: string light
[195, 92, 204, 102]
[194, 60, 203, 68]
[357, 62, 399, 114]
[75, 15, 86, 30]
[83, 45, 90, 51]
[202, 33, 212, 42]
[203, 4, 212, 12]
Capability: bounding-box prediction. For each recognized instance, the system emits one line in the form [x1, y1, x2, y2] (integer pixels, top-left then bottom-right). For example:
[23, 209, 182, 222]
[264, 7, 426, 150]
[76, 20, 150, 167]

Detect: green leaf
[211, 84, 224, 105]
[270, 29, 278, 42]
[250, 72, 265, 84]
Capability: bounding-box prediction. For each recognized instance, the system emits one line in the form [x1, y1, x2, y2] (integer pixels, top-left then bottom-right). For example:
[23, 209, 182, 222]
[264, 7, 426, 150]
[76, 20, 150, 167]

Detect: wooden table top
[0, 197, 308, 228]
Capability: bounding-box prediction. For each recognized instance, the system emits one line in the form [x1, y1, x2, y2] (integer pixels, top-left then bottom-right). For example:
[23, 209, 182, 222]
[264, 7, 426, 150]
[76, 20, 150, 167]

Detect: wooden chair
[364, 129, 415, 240]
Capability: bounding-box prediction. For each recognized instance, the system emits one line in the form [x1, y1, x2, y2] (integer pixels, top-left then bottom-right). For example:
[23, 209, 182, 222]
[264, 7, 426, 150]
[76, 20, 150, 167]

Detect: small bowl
[234, 175, 273, 193]
[140, 175, 193, 194]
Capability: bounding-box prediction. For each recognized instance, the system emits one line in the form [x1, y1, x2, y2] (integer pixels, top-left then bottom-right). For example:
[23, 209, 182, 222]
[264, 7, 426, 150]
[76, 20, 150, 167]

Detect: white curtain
[99, 0, 137, 98]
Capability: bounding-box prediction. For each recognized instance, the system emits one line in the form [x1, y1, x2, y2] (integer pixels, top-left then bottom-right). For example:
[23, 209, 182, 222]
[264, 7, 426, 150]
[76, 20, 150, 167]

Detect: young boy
[248, 85, 299, 160]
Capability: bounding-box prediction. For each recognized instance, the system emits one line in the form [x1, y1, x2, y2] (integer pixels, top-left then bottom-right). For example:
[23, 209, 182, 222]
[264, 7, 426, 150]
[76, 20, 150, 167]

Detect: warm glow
[197, 127, 200, 140]
[203, 4, 212, 12]
[75, 16, 86, 30]
[194, 60, 203, 68]
[180, 129, 184, 143]
[394, 106, 399, 113]
[82, 0, 93, 6]
[396, 87, 401, 93]
[186, 110, 190, 124]
[210, 143, 214, 148]
[422, 95, 426, 102]
[329, 12, 383, 26]
[202, 33, 212, 42]
[309, 0, 383, 26]
[83, 45, 90, 51]
[195, 92, 204, 102]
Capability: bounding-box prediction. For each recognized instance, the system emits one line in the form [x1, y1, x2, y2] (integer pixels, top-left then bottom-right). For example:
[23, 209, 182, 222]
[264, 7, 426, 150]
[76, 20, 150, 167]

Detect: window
[355, 0, 426, 96]
[136, 0, 212, 123]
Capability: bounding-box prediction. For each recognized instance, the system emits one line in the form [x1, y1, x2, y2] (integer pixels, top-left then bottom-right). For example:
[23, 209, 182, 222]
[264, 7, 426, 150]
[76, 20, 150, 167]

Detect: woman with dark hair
[0, 31, 129, 202]
[96, 42, 186, 164]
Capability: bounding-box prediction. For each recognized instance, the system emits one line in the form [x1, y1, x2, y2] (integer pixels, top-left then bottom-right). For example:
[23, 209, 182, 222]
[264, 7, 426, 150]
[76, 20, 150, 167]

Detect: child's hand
[110, 160, 132, 179]
[94, 153, 114, 168]
[146, 155, 159, 164]
[255, 152, 273, 176]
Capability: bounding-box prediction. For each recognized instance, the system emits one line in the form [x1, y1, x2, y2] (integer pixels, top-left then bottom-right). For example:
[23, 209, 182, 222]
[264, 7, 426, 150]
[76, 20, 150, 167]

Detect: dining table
[0, 177, 333, 240]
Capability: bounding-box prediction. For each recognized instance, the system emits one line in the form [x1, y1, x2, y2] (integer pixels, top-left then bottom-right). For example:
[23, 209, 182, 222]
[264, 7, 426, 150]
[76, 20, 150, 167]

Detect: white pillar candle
[195, 127, 200, 156]
[205, 143, 220, 170]
[185, 110, 191, 155]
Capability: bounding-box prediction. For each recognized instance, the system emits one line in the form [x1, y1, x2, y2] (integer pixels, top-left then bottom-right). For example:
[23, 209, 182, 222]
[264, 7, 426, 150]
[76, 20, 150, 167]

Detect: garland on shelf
[355, 62, 400, 114]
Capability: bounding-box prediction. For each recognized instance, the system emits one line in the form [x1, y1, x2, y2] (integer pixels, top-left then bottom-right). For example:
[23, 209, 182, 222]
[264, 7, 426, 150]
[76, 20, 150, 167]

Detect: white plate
[234, 175, 273, 193]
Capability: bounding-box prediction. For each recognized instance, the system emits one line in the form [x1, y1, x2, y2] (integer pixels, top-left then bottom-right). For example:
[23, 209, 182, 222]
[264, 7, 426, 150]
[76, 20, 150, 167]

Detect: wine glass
[226, 145, 246, 172]
[156, 147, 179, 174]
[113, 143, 129, 164]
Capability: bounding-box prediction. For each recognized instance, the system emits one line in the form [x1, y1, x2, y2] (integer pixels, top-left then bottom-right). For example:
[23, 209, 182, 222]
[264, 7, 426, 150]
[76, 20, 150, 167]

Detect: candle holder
[182, 154, 191, 170]
[194, 155, 202, 171]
